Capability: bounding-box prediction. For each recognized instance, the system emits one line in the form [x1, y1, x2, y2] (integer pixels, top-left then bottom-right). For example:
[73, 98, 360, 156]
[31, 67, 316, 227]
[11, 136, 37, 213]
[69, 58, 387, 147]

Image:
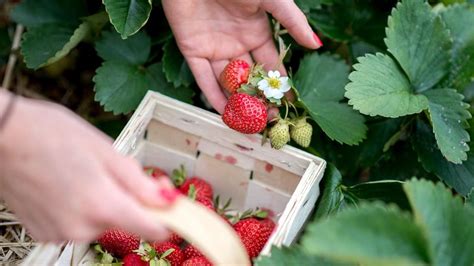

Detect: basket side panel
[194, 154, 251, 210]
[146, 120, 200, 157]
[244, 180, 291, 217]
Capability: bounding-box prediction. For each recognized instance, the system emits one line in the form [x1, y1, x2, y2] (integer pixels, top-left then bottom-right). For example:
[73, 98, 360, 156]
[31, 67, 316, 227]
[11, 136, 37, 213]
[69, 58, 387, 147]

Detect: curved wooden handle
[147, 196, 250, 266]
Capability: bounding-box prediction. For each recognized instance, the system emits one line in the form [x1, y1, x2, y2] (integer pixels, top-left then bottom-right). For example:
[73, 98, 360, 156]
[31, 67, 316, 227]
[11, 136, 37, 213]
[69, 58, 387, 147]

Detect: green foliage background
[4, 0, 474, 264]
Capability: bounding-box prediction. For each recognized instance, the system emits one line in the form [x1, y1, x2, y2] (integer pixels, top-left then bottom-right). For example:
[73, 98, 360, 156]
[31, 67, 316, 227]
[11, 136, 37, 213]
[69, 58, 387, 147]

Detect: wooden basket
[23, 91, 326, 265]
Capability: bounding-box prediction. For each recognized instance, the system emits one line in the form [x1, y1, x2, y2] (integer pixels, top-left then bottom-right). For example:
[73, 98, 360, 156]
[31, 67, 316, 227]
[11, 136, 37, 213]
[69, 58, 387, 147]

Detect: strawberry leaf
[162, 39, 194, 87]
[146, 63, 195, 104]
[412, 119, 474, 196]
[10, 0, 86, 27]
[302, 203, 430, 265]
[403, 179, 474, 266]
[385, 0, 451, 92]
[440, 4, 474, 90]
[20, 23, 78, 69]
[295, 53, 367, 145]
[95, 30, 151, 65]
[93, 62, 150, 114]
[423, 89, 471, 164]
[103, 0, 152, 39]
[345, 53, 429, 118]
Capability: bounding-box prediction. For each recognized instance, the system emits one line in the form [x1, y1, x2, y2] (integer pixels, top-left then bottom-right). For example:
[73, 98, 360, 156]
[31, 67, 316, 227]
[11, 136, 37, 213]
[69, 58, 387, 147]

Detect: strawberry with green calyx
[188, 185, 215, 211]
[183, 245, 204, 260]
[136, 242, 184, 266]
[97, 228, 140, 258]
[171, 165, 214, 200]
[123, 253, 148, 266]
[290, 115, 313, 148]
[182, 256, 212, 266]
[220, 59, 251, 94]
[94, 244, 120, 265]
[223, 93, 268, 134]
[233, 217, 275, 259]
[143, 166, 168, 180]
[269, 118, 291, 150]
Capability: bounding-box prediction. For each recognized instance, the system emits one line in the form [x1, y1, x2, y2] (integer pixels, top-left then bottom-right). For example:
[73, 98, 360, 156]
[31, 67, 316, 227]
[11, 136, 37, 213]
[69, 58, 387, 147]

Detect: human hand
[0, 91, 176, 242]
[162, 0, 322, 113]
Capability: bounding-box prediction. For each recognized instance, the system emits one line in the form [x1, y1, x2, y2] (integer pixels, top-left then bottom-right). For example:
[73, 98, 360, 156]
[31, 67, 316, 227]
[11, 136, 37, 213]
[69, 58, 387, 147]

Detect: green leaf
[95, 30, 151, 65]
[256, 246, 349, 266]
[21, 23, 80, 69]
[385, 0, 451, 92]
[93, 62, 150, 114]
[413, 119, 474, 196]
[440, 4, 474, 90]
[162, 39, 194, 87]
[295, 53, 367, 145]
[423, 89, 471, 164]
[345, 53, 429, 118]
[302, 203, 430, 265]
[313, 164, 345, 220]
[103, 0, 152, 39]
[403, 179, 474, 266]
[146, 63, 194, 104]
[345, 180, 410, 210]
[10, 0, 86, 27]
[358, 118, 403, 167]
[468, 189, 474, 207]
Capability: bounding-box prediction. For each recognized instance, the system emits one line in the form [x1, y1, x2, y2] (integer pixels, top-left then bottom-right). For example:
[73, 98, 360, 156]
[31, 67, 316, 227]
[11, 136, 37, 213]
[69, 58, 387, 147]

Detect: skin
[162, 0, 321, 113]
[0, 0, 319, 242]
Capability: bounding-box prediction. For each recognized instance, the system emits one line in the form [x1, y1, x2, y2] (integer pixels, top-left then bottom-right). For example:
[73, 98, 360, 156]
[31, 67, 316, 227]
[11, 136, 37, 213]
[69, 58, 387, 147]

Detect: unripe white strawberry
[290, 116, 312, 148]
[269, 119, 290, 150]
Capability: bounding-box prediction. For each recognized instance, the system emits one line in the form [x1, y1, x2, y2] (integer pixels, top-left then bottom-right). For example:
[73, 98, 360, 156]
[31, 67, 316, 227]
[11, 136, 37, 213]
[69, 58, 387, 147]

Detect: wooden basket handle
[147, 196, 250, 266]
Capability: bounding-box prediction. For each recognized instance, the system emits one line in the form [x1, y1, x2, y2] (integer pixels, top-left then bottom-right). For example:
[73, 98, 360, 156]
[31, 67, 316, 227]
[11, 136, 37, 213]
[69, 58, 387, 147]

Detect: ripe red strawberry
[196, 196, 215, 211]
[123, 253, 148, 266]
[152, 242, 185, 266]
[220, 59, 250, 94]
[183, 245, 204, 259]
[233, 218, 275, 258]
[144, 166, 168, 179]
[223, 93, 268, 134]
[182, 256, 212, 266]
[97, 229, 140, 258]
[168, 232, 183, 245]
[180, 177, 213, 200]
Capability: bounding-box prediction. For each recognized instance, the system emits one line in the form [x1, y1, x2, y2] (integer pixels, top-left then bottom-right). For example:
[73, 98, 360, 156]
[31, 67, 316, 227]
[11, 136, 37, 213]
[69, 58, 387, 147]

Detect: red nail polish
[313, 32, 323, 48]
[159, 188, 180, 203]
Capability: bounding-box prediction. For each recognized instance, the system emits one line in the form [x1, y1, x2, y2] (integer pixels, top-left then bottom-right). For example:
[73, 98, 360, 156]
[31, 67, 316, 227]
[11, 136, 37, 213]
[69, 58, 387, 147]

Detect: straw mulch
[0, 202, 34, 264]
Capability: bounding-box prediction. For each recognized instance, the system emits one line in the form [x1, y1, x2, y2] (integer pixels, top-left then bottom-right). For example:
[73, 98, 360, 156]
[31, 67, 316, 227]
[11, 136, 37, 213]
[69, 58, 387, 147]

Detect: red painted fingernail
[313, 32, 323, 48]
[159, 188, 180, 203]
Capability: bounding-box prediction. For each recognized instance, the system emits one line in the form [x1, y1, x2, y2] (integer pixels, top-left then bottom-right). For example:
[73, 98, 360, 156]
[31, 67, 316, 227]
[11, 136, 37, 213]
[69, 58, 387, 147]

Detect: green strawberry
[269, 119, 290, 150]
[290, 116, 313, 148]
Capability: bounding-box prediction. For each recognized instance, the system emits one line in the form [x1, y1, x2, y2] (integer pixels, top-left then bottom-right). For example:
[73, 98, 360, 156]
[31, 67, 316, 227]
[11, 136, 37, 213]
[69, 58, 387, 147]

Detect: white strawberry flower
[257, 70, 291, 100]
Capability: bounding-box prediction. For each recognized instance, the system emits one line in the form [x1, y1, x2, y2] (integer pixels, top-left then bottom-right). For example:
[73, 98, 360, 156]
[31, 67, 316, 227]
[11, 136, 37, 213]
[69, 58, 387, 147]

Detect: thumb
[107, 155, 179, 208]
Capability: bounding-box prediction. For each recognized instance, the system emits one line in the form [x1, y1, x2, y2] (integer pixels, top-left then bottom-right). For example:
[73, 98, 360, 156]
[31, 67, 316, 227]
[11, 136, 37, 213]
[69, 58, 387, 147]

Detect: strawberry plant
[3, 0, 474, 264]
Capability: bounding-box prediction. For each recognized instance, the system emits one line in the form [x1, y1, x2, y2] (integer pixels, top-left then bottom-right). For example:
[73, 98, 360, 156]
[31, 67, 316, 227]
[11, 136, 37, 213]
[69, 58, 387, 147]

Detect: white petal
[268, 70, 280, 79]
[280, 80, 291, 92]
[264, 87, 278, 98]
[258, 79, 269, 91]
[272, 90, 285, 99]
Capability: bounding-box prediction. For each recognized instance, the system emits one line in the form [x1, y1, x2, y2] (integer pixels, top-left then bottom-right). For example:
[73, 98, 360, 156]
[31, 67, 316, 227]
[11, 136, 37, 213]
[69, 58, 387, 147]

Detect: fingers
[107, 156, 177, 208]
[262, 0, 322, 49]
[187, 57, 228, 113]
[252, 38, 287, 75]
[101, 184, 171, 242]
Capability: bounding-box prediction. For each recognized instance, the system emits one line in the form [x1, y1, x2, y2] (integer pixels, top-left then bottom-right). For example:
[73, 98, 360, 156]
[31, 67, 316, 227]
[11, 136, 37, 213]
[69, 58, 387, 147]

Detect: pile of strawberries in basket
[220, 59, 313, 149]
[94, 166, 276, 266]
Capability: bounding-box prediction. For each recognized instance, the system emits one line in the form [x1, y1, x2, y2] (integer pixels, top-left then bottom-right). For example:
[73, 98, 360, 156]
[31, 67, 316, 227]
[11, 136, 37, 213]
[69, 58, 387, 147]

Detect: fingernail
[313, 32, 323, 48]
[159, 188, 180, 204]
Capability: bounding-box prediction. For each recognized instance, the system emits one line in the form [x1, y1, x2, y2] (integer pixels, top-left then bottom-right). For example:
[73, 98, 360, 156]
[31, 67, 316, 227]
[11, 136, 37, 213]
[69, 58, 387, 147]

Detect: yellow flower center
[268, 78, 281, 89]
